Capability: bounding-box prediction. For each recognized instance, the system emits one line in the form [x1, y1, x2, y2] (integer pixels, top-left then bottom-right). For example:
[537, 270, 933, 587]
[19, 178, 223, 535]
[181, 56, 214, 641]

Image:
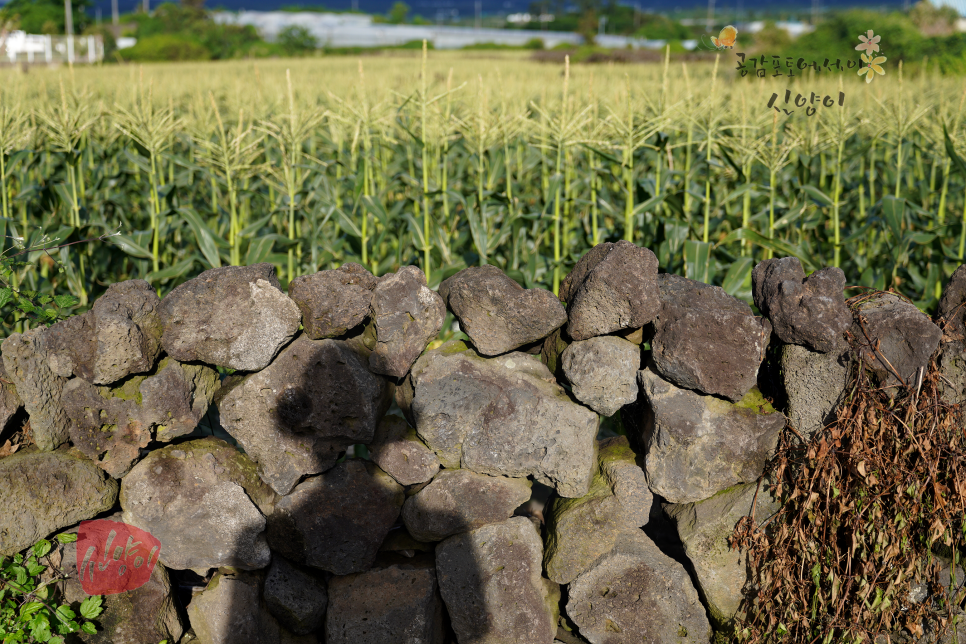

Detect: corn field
[0, 49, 963, 335]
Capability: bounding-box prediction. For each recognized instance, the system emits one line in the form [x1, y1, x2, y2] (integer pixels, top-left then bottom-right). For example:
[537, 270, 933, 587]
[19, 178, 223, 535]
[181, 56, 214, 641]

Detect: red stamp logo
[76, 520, 161, 595]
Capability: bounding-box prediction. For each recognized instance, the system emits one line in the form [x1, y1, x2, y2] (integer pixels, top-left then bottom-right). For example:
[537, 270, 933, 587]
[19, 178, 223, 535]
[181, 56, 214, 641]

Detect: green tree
[0, 0, 91, 35]
[277, 24, 317, 54]
[387, 1, 409, 24]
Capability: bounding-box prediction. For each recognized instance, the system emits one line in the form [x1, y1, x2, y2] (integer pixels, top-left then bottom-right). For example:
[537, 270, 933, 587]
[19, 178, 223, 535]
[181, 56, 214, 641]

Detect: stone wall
[1, 242, 963, 644]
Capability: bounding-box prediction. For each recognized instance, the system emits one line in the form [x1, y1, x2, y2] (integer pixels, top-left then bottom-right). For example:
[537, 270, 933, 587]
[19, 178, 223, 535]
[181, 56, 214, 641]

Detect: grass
[0, 49, 962, 335]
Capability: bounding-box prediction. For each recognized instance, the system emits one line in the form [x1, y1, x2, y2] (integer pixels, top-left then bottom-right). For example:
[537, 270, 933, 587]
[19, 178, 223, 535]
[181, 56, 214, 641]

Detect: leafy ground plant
[0, 535, 104, 643]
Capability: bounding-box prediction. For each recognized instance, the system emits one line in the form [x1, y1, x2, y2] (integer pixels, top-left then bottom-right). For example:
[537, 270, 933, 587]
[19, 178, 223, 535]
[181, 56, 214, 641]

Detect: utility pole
[143, 0, 149, 14]
[706, 0, 714, 32]
[811, 0, 819, 24]
[598, 15, 606, 36]
[64, 0, 73, 62]
[112, 0, 118, 26]
[475, 0, 481, 29]
[634, 2, 640, 30]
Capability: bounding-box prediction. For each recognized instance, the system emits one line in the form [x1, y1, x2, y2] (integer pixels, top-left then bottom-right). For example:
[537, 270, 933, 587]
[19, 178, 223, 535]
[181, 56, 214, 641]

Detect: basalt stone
[561, 336, 640, 416]
[264, 555, 328, 635]
[186, 569, 284, 644]
[752, 257, 850, 353]
[851, 293, 942, 389]
[436, 517, 560, 644]
[665, 479, 781, 629]
[0, 360, 22, 432]
[266, 460, 404, 575]
[402, 469, 532, 542]
[289, 263, 379, 339]
[438, 265, 567, 356]
[217, 336, 393, 495]
[325, 556, 444, 644]
[781, 344, 851, 440]
[408, 341, 599, 498]
[632, 368, 784, 504]
[543, 437, 652, 585]
[653, 273, 772, 402]
[540, 327, 570, 381]
[566, 530, 711, 644]
[53, 520, 185, 644]
[940, 264, 966, 341]
[0, 450, 118, 557]
[368, 415, 440, 486]
[368, 266, 445, 378]
[559, 241, 660, 341]
[939, 341, 966, 406]
[62, 357, 220, 477]
[2, 328, 70, 451]
[120, 438, 277, 573]
[160, 263, 301, 372]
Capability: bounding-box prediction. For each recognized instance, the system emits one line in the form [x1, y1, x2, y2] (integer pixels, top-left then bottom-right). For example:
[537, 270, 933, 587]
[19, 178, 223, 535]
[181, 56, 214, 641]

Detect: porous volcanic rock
[2, 328, 70, 450]
[939, 266, 966, 405]
[186, 569, 289, 644]
[851, 293, 942, 389]
[561, 336, 640, 416]
[326, 555, 444, 644]
[0, 360, 22, 432]
[543, 437, 652, 584]
[781, 344, 851, 439]
[217, 336, 393, 495]
[402, 469, 532, 542]
[266, 460, 404, 575]
[752, 257, 850, 353]
[120, 438, 277, 573]
[665, 479, 781, 629]
[652, 273, 772, 402]
[438, 265, 567, 356]
[631, 368, 784, 504]
[566, 530, 711, 644]
[940, 264, 966, 341]
[559, 240, 661, 341]
[407, 341, 599, 498]
[159, 263, 301, 372]
[288, 263, 379, 339]
[0, 450, 118, 556]
[436, 517, 560, 644]
[264, 556, 328, 635]
[367, 266, 445, 378]
[368, 415, 440, 486]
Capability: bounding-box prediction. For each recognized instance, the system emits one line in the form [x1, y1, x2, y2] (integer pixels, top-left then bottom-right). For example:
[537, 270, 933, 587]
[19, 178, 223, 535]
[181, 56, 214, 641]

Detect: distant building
[741, 20, 815, 39]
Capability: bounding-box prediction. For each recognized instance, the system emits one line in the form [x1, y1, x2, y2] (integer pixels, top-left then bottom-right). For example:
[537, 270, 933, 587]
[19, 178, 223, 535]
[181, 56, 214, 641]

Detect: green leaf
[20, 602, 44, 618]
[716, 228, 818, 271]
[0, 288, 12, 309]
[112, 234, 153, 260]
[52, 295, 78, 309]
[683, 240, 712, 283]
[54, 606, 75, 623]
[55, 533, 77, 544]
[80, 622, 96, 635]
[722, 257, 754, 297]
[31, 540, 51, 559]
[881, 196, 905, 242]
[79, 596, 103, 620]
[237, 213, 274, 239]
[631, 192, 667, 218]
[944, 121, 966, 179]
[801, 184, 834, 207]
[180, 207, 223, 269]
[244, 237, 275, 266]
[146, 258, 196, 283]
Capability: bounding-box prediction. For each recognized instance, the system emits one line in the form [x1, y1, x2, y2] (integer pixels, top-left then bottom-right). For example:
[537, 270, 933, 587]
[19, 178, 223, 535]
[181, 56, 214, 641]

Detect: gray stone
[368, 266, 445, 378]
[438, 265, 567, 356]
[561, 336, 640, 416]
[408, 341, 599, 498]
[0, 360, 23, 432]
[2, 328, 70, 451]
[543, 437, 651, 585]
[540, 327, 570, 380]
[216, 336, 393, 495]
[402, 469, 532, 542]
[665, 480, 781, 629]
[939, 341, 966, 406]
[326, 556, 444, 644]
[61, 357, 220, 477]
[264, 556, 328, 635]
[0, 450, 118, 556]
[187, 569, 283, 644]
[266, 460, 404, 575]
[53, 518, 185, 644]
[653, 273, 772, 402]
[632, 368, 785, 504]
[851, 293, 942, 389]
[368, 415, 440, 486]
[940, 264, 966, 341]
[559, 241, 661, 341]
[566, 530, 711, 644]
[436, 517, 560, 644]
[160, 263, 302, 372]
[781, 344, 851, 440]
[752, 257, 850, 353]
[120, 438, 277, 573]
[288, 263, 379, 339]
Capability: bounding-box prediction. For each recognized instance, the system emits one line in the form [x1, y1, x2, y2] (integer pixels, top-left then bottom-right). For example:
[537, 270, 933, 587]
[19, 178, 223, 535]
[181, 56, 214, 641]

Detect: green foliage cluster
[122, 3, 267, 62]
[277, 25, 318, 55]
[0, 535, 104, 644]
[0, 234, 84, 329]
[0, 0, 90, 35]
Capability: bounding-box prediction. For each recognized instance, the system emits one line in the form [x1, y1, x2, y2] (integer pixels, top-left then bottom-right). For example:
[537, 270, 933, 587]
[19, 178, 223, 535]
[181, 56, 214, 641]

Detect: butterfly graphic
[699, 25, 738, 51]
